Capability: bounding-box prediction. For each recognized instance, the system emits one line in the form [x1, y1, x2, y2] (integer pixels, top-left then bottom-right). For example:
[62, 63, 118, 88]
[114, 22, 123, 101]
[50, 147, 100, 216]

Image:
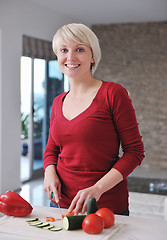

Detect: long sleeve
[43, 98, 60, 170]
[109, 84, 145, 178]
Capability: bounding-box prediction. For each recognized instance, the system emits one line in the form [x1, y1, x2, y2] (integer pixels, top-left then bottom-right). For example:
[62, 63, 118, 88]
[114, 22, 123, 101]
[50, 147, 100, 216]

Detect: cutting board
[0, 206, 124, 240]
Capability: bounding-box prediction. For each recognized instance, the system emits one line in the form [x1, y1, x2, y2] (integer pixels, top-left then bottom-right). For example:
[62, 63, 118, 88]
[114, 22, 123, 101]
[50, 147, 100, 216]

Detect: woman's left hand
[68, 169, 123, 215]
[68, 185, 102, 215]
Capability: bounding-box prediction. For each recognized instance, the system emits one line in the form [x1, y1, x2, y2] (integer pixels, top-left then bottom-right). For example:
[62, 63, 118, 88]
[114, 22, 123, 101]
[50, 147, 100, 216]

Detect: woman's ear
[90, 61, 95, 70]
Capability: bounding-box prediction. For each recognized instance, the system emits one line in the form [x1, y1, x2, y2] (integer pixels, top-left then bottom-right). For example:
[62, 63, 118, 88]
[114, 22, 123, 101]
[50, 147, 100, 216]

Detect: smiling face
[56, 39, 94, 80]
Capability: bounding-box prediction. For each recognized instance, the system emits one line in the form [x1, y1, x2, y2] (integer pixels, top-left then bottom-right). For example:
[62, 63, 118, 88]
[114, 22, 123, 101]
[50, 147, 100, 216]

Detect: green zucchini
[43, 225, 53, 230]
[26, 218, 62, 232]
[26, 218, 39, 223]
[37, 223, 50, 228]
[49, 226, 62, 231]
[63, 215, 86, 230]
[29, 221, 43, 226]
[87, 197, 98, 215]
[43, 225, 54, 230]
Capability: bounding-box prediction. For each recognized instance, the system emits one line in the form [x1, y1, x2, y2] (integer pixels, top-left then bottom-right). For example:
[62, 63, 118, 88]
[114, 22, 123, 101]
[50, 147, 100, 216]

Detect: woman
[43, 23, 144, 216]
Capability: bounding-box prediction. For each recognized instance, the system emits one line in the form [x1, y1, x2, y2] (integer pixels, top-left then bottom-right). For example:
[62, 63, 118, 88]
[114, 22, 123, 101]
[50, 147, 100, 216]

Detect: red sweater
[43, 81, 144, 214]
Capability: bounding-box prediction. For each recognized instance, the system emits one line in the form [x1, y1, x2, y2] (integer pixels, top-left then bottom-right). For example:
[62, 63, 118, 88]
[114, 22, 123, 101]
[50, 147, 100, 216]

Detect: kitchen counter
[0, 206, 166, 240]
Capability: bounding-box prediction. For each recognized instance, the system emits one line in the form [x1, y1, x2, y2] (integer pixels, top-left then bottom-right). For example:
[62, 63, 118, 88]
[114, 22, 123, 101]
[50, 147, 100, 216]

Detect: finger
[52, 189, 59, 203]
[81, 198, 89, 214]
[44, 186, 52, 200]
[68, 195, 79, 212]
[48, 191, 53, 200]
[74, 196, 85, 215]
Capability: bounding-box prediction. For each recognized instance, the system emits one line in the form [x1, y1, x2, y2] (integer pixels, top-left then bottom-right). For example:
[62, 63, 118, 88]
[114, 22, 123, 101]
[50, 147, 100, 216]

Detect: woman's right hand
[43, 165, 61, 203]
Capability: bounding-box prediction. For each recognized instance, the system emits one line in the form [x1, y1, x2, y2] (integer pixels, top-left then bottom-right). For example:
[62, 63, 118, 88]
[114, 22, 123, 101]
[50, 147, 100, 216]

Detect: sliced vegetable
[37, 223, 50, 228]
[26, 218, 39, 223]
[87, 198, 98, 215]
[63, 215, 86, 230]
[49, 226, 62, 231]
[0, 191, 33, 217]
[29, 220, 43, 226]
[26, 218, 62, 232]
[62, 209, 75, 219]
[82, 213, 104, 234]
[46, 217, 55, 222]
[42, 225, 54, 230]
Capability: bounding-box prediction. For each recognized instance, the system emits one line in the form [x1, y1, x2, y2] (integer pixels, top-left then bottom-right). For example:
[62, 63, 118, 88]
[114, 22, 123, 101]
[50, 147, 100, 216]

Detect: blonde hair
[52, 23, 101, 75]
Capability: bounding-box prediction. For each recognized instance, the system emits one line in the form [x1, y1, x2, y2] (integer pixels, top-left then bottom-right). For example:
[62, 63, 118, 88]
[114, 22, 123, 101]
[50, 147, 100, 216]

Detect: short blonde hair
[52, 23, 101, 75]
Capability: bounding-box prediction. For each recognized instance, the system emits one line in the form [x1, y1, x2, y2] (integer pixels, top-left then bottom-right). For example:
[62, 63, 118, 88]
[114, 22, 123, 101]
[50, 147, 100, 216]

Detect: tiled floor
[19, 166, 167, 221]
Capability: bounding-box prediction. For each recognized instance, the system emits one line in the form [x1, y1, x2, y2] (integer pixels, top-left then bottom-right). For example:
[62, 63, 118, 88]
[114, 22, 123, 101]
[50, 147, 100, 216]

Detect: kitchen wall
[92, 22, 167, 171]
[0, 0, 80, 194]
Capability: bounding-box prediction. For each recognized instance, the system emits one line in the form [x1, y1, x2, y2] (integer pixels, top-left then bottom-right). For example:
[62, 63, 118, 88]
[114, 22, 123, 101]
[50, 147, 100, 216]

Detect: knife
[51, 192, 63, 219]
[57, 203, 63, 219]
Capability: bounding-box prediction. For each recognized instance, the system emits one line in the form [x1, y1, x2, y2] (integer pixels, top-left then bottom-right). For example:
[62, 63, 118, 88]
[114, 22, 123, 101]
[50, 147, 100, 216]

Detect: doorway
[20, 56, 67, 182]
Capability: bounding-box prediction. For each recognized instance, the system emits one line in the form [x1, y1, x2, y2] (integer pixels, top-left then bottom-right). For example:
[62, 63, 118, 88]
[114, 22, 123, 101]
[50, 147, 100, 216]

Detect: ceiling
[29, 0, 167, 25]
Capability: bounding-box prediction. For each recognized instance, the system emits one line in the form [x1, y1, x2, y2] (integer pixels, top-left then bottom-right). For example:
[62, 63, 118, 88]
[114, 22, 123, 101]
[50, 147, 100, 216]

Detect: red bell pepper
[0, 191, 33, 217]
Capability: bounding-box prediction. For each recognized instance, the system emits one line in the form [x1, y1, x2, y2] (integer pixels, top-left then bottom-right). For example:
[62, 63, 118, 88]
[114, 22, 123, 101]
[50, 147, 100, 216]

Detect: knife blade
[57, 203, 63, 219]
[51, 192, 63, 219]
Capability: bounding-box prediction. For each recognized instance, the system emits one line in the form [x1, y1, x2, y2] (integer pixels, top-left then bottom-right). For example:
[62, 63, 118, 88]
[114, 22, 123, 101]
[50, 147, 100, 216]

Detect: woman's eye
[61, 48, 68, 53]
[77, 48, 84, 52]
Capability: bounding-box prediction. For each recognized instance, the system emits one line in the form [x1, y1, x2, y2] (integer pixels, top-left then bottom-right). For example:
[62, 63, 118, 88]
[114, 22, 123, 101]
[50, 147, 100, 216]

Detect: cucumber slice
[42, 225, 54, 230]
[63, 215, 86, 230]
[37, 223, 50, 228]
[26, 218, 39, 223]
[49, 226, 62, 231]
[29, 221, 43, 226]
[87, 198, 98, 215]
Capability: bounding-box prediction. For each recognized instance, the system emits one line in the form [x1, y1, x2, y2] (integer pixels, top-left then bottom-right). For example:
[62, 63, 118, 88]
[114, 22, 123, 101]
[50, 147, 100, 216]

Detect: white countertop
[0, 206, 166, 240]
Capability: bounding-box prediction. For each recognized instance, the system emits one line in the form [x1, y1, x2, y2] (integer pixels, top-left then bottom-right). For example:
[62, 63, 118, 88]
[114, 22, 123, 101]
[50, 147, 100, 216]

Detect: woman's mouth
[65, 64, 80, 68]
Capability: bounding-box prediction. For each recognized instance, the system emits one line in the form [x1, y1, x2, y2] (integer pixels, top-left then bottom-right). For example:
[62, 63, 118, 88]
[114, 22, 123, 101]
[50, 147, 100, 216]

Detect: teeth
[66, 64, 79, 68]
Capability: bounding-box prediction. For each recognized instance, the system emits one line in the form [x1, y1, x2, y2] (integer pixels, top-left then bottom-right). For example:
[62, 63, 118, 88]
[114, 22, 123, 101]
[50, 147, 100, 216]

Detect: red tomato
[96, 208, 115, 228]
[82, 213, 104, 234]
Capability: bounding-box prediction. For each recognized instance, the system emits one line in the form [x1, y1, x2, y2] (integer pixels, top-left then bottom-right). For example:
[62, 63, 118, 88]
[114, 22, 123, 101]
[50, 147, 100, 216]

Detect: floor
[19, 166, 167, 221]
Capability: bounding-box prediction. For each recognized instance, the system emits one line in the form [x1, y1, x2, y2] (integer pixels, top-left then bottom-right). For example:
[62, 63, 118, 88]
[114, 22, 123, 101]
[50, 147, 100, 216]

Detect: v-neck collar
[60, 81, 104, 122]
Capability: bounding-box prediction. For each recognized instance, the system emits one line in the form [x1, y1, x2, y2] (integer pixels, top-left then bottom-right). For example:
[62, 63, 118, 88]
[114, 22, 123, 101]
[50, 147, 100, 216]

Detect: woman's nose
[67, 50, 76, 60]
